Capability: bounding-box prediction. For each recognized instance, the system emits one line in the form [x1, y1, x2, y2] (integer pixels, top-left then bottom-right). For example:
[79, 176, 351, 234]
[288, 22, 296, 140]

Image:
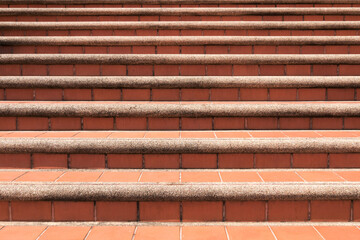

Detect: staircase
[1, 0, 360, 239]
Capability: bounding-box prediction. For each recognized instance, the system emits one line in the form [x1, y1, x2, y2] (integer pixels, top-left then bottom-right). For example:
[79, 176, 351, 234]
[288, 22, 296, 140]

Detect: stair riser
[1, 153, 359, 169]
[0, 88, 358, 101]
[0, 117, 359, 131]
[0, 200, 358, 222]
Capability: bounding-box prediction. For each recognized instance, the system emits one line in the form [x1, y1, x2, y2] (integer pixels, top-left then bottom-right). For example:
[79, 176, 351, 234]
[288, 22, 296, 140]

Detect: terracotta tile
[0, 201, 9, 221]
[0, 226, 46, 240]
[249, 131, 288, 138]
[108, 131, 145, 138]
[56, 171, 102, 182]
[32, 154, 68, 169]
[11, 201, 51, 221]
[181, 171, 220, 182]
[255, 154, 291, 168]
[140, 171, 179, 182]
[144, 154, 180, 169]
[145, 131, 180, 138]
[69, 154, 105, 169]
[218, 153, 254, 168]
[15, 171, 63, 182]
[220, 171, 262, 182]
[226, 201, 266, 221]
[139, 202, 180, 222]
[226, 226, 275, 240]
[259, 171, 303, 182]
[268, 200, 308, 221]
[135, 226, 180, 240]
[271, 226, 323, 240]
[87, 226, 135, 240]
[181, 131, 215, 138]
[54, 201, 94, 221]
[314, 226, 360, 240]
[39, 226, 91, 240]
[311, 200, 351, 221]
[0, 171, 26, 181]
[0, 153, 31, 169]
[182, 226, 227, 240]
[97, 172, 140, 182]
[335, 171, 360, 181]
[182, 154, 217, 169]
[73, 132, 112, 138]
[297, 171, 344, 182]
[292, 153, 328, 168]
[38, 132, 77, 138]
[96, 202, 137, 221]
[330, 153, 360, 168]
[215, 131, 251, 138]
[107, 154, 143, 168]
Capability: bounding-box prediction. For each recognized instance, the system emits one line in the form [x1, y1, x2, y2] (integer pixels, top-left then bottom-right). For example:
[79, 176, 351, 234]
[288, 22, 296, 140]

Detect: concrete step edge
[0, 182, 360, 201]
[1, 76, 359, 88]
[1, 21, 360, 30]
[0, 137, 359, 153]
[1, 54, 360, 65]
[2, 36, 360, 46]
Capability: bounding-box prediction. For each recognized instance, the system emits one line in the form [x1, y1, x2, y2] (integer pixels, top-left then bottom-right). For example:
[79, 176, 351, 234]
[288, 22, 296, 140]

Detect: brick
[136, 30, 157, 36]
[311, 200, 351, 221]
[35, 89, 62, 100]
[181, 65, 206, 76]
[260, 65, 285, 76]
[157, 46, 179, 54]
[84, 47, 107, 54]
[144, 154, 180, 169]
[254, 46, 276, 54]
[247, 30, 269, 36]
[293, 153, 328, 168]
[354, 201, 360, 221]
[114, 30, 136, 36]
[182, 154, 217, 169]
[225, 30, 247, 36]
[268, 201, 308, 221]
[279, 118, 310, 130]
[96, 202, 137, 221]
[154, 65, 180, 76]
[54, 201, 94, 221]
[128, 65, 153, 76]
[122, 89, 150, 101]
[93, 89, 121, 100]
[181, 89, 209, 101]
[18, 117, 48, 130]
[218, 153, 253, 168]
[255, 154, 291, 168]
[269, 30, 291, 36]
[344, 118, 360, 130]
[312, 118, 343, 130]
[64, 89, 92, 100]
[339, 65, 360, 76]
[108, 46, 131, 54]
[92, 30, 114, 36]
[329, 154, 360, 168]
[181, 46, 204, 54]
[132, 46, 155, 54]
[349, 46, 360, 54]
[325, 45, 348, 54]
[263, 16, 283, 21]
[12, 46, 35, 54]
[206, 46, 228, 54]
[313, 65, 337, 76]
[0, 65, 21, 76]
[0, 117, 16, 130]
[246, 117, 277, 130]
[60, 46, 83, 53]
[11, 201, 51, 221]
[101, 65, 126, 76]
[69, 154, 105, 169]
[32, 153, 68, 169]
[181, 118, 212, 130]
[233, 65, 258, 76]
[301, 46, 324, 54]
[6, 89, 33, 100]
[0, 154, 31, 169]
[22, 65, 47, 76]
[240, 88, 267, 101]
[140, 202, 180, 222]
[107, 154, 143, 168]
[298, 88, 326, 101]
[36, 46, 59, 54]
[148, 118, 179, 130]
[49, 65, 73, 76]
[116, 117, 147, 130]
[83, 118, 113, 130]
[314, 30, 335, 36]
[277, 46, 300, 54]
[229, 46, 252, 54]
[0, 89, 3, 100]
[182, 201, 222, 221]
[0, 201, 9, 221]
[50, 117, 81, 130]
[269, 89, 297, 101]
[286, 65, 311, 76]
[328, 88, 355, 101]
[214, 117, 245, 130]
[226, 201, 266, 221]
[210, 88, 238, 101]
[203, 30, 224, 36]
[158, 30, 180, 36]
[206, 65, 232, 76]
[76, 65, 100, 76]
[152, 89, 179, 101]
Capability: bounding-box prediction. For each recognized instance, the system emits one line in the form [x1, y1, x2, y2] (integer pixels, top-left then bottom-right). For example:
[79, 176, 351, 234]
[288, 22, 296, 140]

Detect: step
[0, 224, 360, 240]
[1, 54, 360, 77]
[2, 36, 360, 55]
[1, 21, 359, 36]
[0, 131, 359, 169]
[0, 76, 358, 101]
[0, 102, 359, 130]
[0, 169, 359, 222]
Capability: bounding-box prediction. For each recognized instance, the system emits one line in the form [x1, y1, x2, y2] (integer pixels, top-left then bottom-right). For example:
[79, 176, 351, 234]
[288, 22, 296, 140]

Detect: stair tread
[1, 224, 360, 240]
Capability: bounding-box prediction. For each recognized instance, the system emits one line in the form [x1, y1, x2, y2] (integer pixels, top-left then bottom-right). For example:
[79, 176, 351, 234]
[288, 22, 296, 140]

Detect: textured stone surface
[0, 137, 359, 154]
